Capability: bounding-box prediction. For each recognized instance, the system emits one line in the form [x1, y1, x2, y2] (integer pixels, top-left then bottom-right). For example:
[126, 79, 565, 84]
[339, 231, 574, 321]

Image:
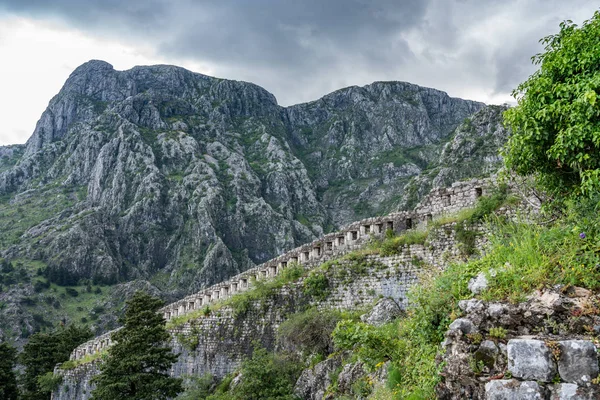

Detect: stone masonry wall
[68, 178, 494, 362]
[438, 288, 600, 399]
[53, 213, 490, 400]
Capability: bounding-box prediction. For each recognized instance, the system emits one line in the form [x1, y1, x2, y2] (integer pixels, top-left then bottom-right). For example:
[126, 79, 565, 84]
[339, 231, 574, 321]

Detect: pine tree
[0, 342, 19, 400]
[20, 325, 92, 400]
[91, 291, 182, 400]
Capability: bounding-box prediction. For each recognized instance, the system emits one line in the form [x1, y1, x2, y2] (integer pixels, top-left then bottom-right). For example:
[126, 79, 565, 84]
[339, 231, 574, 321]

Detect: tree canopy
[20, 325, 92, 400]
[0, 342, 19, 400]
[503, 11, 600, 197]
[91, 291, 182, 400]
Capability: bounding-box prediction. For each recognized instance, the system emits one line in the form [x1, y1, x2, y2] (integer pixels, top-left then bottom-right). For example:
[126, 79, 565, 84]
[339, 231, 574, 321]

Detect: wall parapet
[69, 177, 495, 360]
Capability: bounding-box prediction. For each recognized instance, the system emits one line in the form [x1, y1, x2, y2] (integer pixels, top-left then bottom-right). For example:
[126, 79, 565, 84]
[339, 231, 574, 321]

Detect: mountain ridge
[0, 60, 503, 343]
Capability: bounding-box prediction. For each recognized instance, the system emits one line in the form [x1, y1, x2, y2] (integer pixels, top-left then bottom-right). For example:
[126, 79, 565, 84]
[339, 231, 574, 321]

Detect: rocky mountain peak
[0, 61, 508, 342]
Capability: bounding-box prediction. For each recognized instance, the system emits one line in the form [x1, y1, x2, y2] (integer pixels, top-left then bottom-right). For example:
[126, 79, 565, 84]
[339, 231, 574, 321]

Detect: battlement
[70, 178, 493, 360]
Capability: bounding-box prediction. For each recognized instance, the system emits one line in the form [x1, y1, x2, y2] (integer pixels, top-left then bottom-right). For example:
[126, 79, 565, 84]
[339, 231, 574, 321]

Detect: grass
[327, 194, 600, 398]
[166, 264, 306, 329]
[0, 185, 80, 248]
[60, 349, 108, 369]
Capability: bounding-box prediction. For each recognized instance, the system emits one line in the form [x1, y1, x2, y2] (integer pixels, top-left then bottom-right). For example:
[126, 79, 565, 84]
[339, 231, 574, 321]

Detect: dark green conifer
[0, 342, 19, 400]
[91, 291, 182, 400]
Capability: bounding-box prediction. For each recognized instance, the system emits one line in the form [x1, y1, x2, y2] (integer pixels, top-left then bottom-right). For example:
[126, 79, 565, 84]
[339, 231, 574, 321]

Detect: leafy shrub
[303, 272, 330, 300]
[277, 308, 342, 355]
[212, 347, 300, 400]
[176, 374, 215, 400]
[65, 287, 79, 297]
[503, 11, 600, 197]
[378, 230, 429, 256]
[37, 372, 63, 393]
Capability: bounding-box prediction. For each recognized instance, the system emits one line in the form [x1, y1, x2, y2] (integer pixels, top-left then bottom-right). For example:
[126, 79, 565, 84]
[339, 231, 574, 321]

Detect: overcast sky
[0, 0, 598, 146]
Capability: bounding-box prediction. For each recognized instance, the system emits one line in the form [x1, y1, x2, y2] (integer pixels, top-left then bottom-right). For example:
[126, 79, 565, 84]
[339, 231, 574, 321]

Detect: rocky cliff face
[0, 60, 502, 342]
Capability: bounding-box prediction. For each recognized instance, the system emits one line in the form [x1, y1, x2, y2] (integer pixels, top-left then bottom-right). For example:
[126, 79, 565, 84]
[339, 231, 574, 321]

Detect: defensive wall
[69, 178, 493, 361]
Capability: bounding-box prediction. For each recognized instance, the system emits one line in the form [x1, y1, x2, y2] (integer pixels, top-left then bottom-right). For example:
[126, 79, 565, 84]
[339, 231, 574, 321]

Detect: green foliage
[302, 272, 330, 301]
[332, 258, 479, 398]
[221, 347, 301, 400]
[377, 230, 429, 256]
[176, 374, 215, 400]
[0, 342, 19, 400]
[488, 327, 507, 340]
[332, 321, 402, 369]
[177, 330, 200, 352]
[438, 193, 600, 307]
[20, 325, 92, 400]
[277, 308, 345, 356]
[91, 291, 183, 400]
[468, 186, 508, 223]
[455, 221, 478, 256]
[503, 11, 600, 197]
[36, 372, 63, 393]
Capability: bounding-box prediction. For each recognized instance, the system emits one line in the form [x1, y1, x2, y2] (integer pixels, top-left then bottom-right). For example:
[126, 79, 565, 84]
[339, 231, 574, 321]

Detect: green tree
[91, 291, 182, 400]
[20, 325, 92, 400]
[0, 342, 19, 400]
[504, 11, 600, 197]
[211, 347, 300, 400]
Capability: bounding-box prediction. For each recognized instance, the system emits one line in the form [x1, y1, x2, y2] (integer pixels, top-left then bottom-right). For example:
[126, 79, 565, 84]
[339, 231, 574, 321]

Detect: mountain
[0, 60, 505, 342]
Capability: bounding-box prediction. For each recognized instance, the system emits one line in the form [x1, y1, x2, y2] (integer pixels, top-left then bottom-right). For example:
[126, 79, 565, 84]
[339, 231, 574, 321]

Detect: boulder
[558, 340, 599, 384]
[507, 339, 557, 382]
[485, 380, 544, 400]
[360, 298, 403, 326]
[448, 318, 477, 335]
[468, 272, 489, 295]
[336, 362, 366, 394]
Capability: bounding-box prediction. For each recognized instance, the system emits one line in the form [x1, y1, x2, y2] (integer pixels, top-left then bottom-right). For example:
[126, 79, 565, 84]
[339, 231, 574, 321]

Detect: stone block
[508, 339, 557, 382]
[484, 380, 544, 400]
[558, 340, 598, 384]
[549, 383, 599, 400]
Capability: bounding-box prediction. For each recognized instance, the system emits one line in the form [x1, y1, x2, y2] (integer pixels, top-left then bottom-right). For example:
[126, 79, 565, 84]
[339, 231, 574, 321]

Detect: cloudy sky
[0, 0, 598, 145]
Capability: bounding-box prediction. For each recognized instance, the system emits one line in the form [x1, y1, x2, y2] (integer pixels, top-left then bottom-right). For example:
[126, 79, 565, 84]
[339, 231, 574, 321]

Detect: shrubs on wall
[303, 272, 330, 300]
[277, 308, 345, 356]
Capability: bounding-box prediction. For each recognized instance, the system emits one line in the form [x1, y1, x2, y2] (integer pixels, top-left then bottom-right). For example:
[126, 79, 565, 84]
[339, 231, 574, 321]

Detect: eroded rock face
[294, 355, 343, 400]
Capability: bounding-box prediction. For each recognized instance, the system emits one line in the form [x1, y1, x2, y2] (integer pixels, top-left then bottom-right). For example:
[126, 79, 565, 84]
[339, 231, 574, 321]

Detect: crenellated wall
[54, 219, 491, 400]
[68, 178, 494, 361]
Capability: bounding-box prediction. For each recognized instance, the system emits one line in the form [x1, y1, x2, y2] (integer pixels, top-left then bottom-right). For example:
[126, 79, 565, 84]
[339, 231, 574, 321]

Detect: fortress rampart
[70, 178, 493, 361]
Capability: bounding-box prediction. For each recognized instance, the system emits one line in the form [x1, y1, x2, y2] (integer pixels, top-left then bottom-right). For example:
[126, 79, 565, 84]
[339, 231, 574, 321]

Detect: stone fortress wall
[69, 178, 494, 361]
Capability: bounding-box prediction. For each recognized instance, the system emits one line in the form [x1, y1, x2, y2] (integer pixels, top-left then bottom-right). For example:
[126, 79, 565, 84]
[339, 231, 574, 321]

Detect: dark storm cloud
[1, 0, 598, 104]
